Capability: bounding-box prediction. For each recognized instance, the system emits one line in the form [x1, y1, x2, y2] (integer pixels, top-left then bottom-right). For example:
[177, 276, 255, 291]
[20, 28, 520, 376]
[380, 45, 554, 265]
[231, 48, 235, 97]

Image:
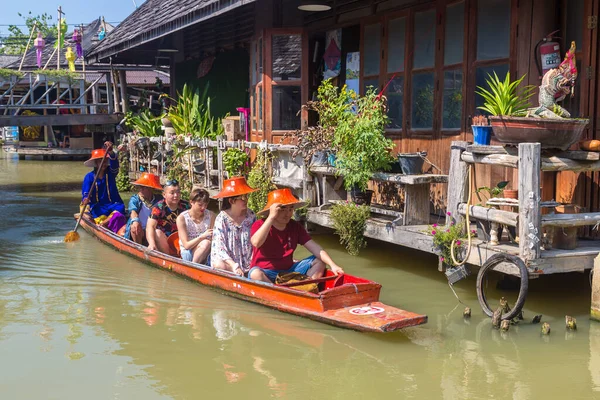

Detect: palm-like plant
[476, 72, 536, 116]
[125, 109, 162, 137]
[167, 84, 224, 139]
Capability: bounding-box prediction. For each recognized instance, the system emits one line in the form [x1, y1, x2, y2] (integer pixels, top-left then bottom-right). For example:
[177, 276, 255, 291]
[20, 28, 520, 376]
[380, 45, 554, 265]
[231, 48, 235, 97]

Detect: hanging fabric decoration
[65, 47, 76, 72]
[55, 19, 68, 49]
[98, 27, 106, 41]
[323, 29, 342, 79]
[34, 32, 45, 68]
[72, 28, 83, 58]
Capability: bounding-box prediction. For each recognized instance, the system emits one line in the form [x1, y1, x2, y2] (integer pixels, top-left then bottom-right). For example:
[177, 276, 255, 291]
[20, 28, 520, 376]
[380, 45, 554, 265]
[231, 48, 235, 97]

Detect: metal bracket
[589, 15, 598, 29]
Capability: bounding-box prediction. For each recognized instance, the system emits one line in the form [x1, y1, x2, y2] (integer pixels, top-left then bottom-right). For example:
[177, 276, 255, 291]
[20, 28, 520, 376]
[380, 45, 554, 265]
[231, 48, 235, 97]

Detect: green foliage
[167, 84, 224, 139]
[429, 219, 472, 265]
[331, 201, 371, 256]
[333, 85, 395, 191]
[33, 69, 80, 85]
[0, 68, 23, 80]
[476, 180, 509, 200]
[123, 109, 162, 137]
[116, 151, 132, 193]
[0, 12, 55, 55]
[247, 149, 276, 215]
[223, 148, 249, 177]
[476, 72, 535, 116]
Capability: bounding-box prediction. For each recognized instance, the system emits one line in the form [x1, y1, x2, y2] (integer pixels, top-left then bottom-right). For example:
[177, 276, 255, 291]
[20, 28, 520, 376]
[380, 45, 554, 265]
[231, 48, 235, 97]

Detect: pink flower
[446, 229, 450, 232]
[451, 222, 455, 226]
[440, 257, 445, 262]
[471, 229, 477, 234]
[456, 240, 461, 246]
[432, 223, 438, 227]
[446, 211, 451, 216]
[431, 230, 437, 235]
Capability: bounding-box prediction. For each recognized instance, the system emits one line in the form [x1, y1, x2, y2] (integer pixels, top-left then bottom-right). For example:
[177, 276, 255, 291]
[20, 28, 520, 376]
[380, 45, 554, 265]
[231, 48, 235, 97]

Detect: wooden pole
[57, 6, 63, 71]
[118, 70, 129, 113]
[592, 254, 600, 321]
[18, 21, 38, 72]
[446, 141, 469, 226]
[518, 143, 542, 261]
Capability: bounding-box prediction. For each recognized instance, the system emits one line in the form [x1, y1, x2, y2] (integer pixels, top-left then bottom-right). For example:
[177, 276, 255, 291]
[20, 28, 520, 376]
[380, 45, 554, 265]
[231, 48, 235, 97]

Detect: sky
[0, 0, 147, 35]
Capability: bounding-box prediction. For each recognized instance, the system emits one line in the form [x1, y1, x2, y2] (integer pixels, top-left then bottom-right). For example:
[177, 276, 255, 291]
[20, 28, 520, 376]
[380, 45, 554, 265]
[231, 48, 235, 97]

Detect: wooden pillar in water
[518, 143, 541, 262]
[446, 141, 469, 226]
[592, 254, 600, 321]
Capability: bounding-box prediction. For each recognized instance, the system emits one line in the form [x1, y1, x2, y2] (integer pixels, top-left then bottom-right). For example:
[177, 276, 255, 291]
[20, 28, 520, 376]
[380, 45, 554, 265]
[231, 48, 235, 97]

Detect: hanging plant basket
[489, 116, 589, 150]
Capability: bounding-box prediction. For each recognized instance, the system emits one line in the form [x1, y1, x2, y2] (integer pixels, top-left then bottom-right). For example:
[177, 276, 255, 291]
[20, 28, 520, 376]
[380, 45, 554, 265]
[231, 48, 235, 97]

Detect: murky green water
[1, 149, 599, 399]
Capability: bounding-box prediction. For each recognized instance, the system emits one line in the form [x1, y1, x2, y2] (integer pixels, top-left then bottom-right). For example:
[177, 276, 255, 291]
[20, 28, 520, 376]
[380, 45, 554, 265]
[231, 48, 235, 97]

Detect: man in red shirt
[248, 189, 344, 283]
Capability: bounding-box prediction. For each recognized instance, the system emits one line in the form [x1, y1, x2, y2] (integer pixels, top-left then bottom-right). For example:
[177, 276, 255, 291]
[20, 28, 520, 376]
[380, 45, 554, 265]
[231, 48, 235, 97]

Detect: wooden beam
[0, 113, 122, 127]
[446, 141, 469, 225]
[462, 151, 600, 171]
[457, 204, 518, 227]
[542, 212, 600, 227]
[519, 143, 542, 261]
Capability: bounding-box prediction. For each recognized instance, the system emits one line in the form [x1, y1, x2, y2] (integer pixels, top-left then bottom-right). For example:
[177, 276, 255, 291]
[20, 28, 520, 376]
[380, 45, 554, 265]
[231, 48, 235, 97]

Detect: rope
[450, 164, 473, 266]
[448, 282, 469, 307]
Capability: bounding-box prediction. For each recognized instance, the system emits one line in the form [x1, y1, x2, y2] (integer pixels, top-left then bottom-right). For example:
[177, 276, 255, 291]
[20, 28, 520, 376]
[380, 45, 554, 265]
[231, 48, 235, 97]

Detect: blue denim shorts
[181, 248, 210, 265]
[249, 256, 316, 282]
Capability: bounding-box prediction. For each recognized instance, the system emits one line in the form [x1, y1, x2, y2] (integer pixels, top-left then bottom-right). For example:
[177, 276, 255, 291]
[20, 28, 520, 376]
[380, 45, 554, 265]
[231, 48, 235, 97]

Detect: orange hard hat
[132, 173, 163, 191]
[213, 176, 257, 199]
[259, 188, 307, 215]
[84, 148, 107, 167]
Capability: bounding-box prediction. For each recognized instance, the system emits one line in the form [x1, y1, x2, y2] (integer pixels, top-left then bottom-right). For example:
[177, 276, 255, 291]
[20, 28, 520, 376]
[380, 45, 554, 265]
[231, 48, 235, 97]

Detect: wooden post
[446, 141, 469, 226]
[592, 254, 600, 321]
[106, 72, 114, 114]
[518, 143, 542, 261]
[112, 70, 120, 113]
[118, 70, 128, 113]
[216, 137, 225, 190]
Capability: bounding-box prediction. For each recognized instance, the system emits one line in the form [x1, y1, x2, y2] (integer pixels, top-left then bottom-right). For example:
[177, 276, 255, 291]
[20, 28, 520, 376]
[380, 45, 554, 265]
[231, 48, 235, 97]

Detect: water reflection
[2, 149, 600, 399]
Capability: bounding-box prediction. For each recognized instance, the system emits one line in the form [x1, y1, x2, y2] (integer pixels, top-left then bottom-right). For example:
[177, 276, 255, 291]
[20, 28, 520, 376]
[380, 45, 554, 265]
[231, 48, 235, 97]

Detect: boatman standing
[248, 188, 344, 283]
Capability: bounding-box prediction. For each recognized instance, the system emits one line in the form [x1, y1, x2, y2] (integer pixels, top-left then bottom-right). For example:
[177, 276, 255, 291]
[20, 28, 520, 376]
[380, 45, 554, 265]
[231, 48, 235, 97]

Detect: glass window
[444, 2, 464, 65]
[363, 78, 379, 94]
[475, 64, 509, 112]
[387, 17, 406, 73]
[386, 76, 404, 129]
[364, 23, 381, 76]
[566, 0, 584, 51]
[442, 70, 463, 130]
[411, 72, 435, 130]
[272, 86, 301, 130]
[477, 0, 510, 61]
[413, 10, 436, 69]
[272, 35, 301, 81]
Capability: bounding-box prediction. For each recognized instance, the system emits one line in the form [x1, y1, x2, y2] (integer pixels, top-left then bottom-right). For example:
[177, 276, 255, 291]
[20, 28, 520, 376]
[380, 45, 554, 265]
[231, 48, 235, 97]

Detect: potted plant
[166, 84, 224, 139]
[471, 115, 492, 146]
[331, 201, 371, 256]
[282, 79, 344, 167]
[428, 219, 474, 267]
[123, 109, 163, 137]
[333, 85, 395, 204]
[247, 148, 277, 216]
[223, 147, 249, 178]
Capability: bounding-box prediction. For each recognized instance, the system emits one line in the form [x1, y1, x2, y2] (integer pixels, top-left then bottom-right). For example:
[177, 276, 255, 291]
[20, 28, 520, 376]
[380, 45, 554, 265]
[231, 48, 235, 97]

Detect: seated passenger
[122, 173, 163, 244]
[146, 179, 190, 254]
[176, 188, 215, 264]
[210, 177, 257, 276]
[81, 141, 126, 233]
[248, 189, 344, 283]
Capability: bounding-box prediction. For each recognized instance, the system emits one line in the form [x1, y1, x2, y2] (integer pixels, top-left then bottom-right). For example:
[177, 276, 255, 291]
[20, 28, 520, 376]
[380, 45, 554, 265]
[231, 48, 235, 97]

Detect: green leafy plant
[0, 68, 24, 80]
[334, 86, 395, 191]
[34, 69, 80, 85]
[429, 217, 474, 265]
[476, 180, 509, 202]
[0, 12, 56, 55]
[247, 149, 276, 215]
[167, 84, 224, 139]
[476, 72, 535, 116]
[116, 151, 132, 193]
[124, 109, 162, 137]
[223, 148, 249, 177]
[331, 201, 371, 256]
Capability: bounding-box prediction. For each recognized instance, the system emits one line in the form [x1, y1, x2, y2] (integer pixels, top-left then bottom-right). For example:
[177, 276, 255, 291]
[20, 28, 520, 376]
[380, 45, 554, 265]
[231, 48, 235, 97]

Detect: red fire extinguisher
[535, 30, 561, 77]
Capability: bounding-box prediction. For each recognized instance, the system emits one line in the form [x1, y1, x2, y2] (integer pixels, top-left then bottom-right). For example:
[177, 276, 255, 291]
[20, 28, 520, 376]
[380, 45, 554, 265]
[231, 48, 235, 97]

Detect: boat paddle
[64, 145, 111, 242]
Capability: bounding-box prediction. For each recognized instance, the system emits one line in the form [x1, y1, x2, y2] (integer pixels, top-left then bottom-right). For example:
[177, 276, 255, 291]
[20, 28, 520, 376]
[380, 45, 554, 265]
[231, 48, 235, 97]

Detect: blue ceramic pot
[472, 125, 493, 145]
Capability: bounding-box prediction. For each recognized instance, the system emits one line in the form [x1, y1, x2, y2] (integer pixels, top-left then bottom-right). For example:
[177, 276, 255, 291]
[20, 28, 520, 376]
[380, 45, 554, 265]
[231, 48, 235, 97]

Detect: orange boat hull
[79, 218, 427, 332]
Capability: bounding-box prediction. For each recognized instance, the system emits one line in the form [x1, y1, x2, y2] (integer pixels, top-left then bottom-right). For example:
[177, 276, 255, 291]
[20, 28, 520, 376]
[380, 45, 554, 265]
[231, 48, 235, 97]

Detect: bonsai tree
[334, 86, 395, 191]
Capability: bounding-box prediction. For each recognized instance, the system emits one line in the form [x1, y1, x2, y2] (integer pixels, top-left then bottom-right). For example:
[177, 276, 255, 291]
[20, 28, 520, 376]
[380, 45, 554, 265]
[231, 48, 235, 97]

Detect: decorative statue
[34, 32, 45, 68]
[72, 28, 83, 59]
[65, 47, 76, 72]
[532, 41, 578, 118]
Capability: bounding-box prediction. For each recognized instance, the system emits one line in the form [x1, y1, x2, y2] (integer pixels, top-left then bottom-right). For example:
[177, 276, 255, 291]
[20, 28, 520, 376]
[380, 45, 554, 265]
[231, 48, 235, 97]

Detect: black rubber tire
[476, 254, 529, 319]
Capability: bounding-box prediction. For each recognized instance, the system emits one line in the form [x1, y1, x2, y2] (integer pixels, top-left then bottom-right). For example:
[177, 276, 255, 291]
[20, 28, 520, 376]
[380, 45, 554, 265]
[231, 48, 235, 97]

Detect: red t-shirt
[250, 219, 312, 271]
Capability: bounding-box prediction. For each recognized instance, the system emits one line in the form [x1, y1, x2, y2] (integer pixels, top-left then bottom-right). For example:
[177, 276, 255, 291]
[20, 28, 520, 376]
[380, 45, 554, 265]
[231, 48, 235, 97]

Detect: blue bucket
[472, 125, 493, 145]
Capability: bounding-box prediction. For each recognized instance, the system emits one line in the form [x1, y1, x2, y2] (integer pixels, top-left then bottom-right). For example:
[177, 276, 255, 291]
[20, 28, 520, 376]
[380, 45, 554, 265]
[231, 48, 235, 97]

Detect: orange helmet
[132, 173, 163, 191]
[213, 176, 257, 199]
[259, 188, 307, 215]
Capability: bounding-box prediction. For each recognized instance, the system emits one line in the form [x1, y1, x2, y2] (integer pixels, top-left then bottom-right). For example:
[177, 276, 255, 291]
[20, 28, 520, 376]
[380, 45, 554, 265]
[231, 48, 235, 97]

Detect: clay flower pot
[503, 189, 518, 199]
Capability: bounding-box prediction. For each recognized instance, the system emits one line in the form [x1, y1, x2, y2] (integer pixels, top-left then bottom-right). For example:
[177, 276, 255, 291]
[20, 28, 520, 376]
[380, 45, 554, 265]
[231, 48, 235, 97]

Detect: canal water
[1, 149, 599, 399]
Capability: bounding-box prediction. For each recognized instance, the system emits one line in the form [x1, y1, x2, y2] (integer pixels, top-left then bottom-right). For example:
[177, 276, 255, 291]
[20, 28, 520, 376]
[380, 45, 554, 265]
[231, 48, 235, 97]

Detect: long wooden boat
[79, 217, 427, 332]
